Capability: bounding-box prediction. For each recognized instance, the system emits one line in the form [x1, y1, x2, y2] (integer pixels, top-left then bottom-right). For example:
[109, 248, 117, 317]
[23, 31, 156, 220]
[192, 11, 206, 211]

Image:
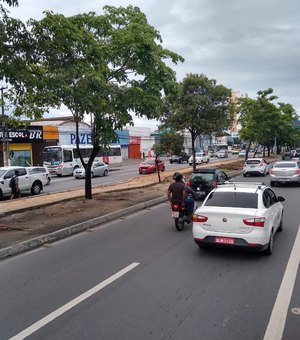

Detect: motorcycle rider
[168, 172, 197, 218]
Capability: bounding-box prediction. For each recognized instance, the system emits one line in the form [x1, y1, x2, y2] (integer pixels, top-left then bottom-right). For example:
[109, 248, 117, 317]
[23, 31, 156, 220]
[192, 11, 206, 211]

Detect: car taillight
[211, 180, 217, 188]
[193, 214, 208, 222]
[172, 204, 179, 209]
[57, 163, 62, 169]
[243, 217, 265, 227]
[295, 169, 300, 174]
[259, 162, 264, 167]
[269, 169, 274, 174]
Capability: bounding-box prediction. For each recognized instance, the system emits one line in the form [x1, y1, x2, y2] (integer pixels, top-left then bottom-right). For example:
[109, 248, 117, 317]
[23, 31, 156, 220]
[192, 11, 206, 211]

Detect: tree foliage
[162, 73, 232, 170]
[237, 88, 297, 157]
[3, 5, 183, 198]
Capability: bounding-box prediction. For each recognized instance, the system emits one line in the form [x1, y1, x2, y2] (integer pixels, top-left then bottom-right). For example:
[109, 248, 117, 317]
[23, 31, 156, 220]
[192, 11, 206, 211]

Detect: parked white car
[73, 161, 109, 179]
[192, 182, 285, 255]
[0, 166, 48, 198]
[188, 152, 210, 166]
[243, 158, 269, 176]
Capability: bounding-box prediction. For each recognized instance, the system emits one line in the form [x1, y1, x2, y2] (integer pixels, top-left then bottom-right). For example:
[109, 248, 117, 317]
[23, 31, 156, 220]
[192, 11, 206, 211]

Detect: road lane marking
[9, 262, 140, 340]
[264, 226, 300, 340]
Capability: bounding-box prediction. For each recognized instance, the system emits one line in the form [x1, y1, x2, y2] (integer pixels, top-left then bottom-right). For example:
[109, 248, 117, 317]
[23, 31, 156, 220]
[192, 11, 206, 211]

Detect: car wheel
[243, 173, 246, 177]
[31, 181, 42, 195]
[278, 213, 283, 232]
[170, 160, 173, 164]
[189, 163, 192, 166]
[270, 181, 275, 187]
[103, 169, 108, 176]
[264, 231, 274, 256]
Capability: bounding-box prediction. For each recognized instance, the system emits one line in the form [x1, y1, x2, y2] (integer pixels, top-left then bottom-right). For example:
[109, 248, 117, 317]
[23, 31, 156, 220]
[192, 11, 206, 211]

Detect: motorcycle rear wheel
[175, 218, 185, 231]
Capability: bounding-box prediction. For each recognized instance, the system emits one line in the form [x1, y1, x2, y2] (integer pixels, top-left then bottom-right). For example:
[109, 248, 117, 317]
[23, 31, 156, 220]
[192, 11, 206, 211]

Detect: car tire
[264, 231, 274, 256]
[31, 181, 42, 195]
[170, 160, 173, 164]
[270, 181, 275, 187]
[103, 169, 108, 176]
[189, 163, 192, 166]
[243, 173, 246, 177]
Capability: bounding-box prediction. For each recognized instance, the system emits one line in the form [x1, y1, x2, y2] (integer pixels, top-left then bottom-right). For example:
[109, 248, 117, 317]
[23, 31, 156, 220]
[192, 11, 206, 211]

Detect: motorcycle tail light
[187, 180, 191, 187]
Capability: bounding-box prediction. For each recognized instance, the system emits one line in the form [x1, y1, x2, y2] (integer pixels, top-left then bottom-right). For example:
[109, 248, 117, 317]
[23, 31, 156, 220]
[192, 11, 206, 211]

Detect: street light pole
[1, 86, 8, 166]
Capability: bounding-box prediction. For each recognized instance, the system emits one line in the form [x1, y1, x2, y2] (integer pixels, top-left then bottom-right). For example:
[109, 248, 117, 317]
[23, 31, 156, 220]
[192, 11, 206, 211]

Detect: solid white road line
[9, 262, 140, 340]
[264, 226, 300, 340]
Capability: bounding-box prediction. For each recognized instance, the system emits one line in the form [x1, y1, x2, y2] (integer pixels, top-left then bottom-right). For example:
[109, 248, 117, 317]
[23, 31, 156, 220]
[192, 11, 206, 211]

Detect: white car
[192, 182, 285, 255]
[73, 161, 109, 179]
[243, 158, 269, 176]
[216, 150, 228, 158]
[188, 152, 210, 166]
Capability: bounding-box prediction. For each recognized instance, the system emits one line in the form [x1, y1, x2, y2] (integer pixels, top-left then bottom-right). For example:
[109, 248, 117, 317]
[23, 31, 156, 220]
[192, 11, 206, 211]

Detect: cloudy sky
[7, 0, 300, 129]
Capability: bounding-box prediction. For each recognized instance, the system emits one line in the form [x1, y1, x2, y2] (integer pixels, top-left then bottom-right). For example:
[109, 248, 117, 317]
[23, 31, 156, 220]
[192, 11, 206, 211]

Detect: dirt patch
[0, 178, 173, 249]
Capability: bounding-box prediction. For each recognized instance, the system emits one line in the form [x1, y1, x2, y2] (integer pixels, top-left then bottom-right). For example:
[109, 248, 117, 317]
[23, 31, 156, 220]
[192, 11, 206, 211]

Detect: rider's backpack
[9, 176, 16, 189]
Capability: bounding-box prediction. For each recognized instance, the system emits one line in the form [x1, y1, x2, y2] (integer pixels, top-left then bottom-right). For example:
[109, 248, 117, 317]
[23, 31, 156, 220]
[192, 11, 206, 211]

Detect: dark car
[282, 151, 292, 160]
[186, 168, 229, 198]
[169, 152, 190, 164]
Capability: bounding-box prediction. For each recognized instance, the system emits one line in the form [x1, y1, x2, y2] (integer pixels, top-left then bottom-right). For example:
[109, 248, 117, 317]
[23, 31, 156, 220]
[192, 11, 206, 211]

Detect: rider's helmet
[173, 172, 183, 182]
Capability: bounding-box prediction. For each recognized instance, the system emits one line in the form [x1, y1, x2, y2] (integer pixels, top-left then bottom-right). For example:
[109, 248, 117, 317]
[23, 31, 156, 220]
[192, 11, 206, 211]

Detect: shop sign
[0, 127, 43, 142]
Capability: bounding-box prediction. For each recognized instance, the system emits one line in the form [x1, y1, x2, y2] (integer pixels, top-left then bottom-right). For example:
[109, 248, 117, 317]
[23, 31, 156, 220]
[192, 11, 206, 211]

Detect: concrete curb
[0, 196, 168, 260]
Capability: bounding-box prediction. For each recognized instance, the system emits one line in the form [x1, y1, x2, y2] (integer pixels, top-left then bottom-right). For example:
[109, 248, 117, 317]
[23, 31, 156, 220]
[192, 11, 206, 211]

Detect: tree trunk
[84, 162, 93, 199]
[191, 133, 196, 171]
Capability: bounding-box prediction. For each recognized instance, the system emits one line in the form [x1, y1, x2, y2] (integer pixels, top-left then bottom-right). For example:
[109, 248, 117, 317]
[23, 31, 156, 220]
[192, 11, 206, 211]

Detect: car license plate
[215, 237, 235, 245]
[172, 211, 179, 218]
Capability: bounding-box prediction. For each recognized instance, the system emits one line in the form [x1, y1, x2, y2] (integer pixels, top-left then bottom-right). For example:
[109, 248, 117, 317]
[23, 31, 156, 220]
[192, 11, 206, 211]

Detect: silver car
[73, 161, 109, 179]
[269, 161, 300, 186]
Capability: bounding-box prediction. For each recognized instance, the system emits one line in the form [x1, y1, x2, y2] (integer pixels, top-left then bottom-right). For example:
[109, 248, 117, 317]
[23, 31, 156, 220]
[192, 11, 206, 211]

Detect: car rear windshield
[274, 162, 296, 168]
[191, 173, 214, 181]
[246, 160, 260, 165]
[205, 192, 258, 208]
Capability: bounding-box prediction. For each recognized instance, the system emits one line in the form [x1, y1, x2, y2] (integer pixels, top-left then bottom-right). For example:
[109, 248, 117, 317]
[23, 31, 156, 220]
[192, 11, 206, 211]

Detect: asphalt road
[43, 155, 237, 194]
[0, 173, 299, 339]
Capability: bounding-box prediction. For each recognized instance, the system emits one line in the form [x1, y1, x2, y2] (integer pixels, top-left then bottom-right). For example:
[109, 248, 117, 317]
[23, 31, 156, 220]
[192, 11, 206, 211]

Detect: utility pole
[1, 86, 8, 166]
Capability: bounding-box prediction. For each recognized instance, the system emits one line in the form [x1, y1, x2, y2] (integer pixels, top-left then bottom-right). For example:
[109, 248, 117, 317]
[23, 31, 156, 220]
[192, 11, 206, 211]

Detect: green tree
[5, 6, 183, 199]
[162, 73, 232, 170]
[152, 127, 185, 183]
[237, 89, 296, 158]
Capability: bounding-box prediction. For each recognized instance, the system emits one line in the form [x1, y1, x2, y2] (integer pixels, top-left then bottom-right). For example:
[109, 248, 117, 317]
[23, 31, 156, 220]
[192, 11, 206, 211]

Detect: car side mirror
[277, 196, 285, 202]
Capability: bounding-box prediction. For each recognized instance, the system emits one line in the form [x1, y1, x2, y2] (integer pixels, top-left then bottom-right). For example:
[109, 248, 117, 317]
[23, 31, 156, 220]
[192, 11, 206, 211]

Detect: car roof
[245, 158, 264, 161]
[215, 182, 267, 193]
[274, 160, 298, 166]
[192, 168, 220, 174]
[0, 166, 25, 170]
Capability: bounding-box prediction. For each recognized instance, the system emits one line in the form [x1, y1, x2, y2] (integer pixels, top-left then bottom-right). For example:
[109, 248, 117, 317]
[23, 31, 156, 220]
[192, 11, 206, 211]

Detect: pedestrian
[10, 170, 21, 199]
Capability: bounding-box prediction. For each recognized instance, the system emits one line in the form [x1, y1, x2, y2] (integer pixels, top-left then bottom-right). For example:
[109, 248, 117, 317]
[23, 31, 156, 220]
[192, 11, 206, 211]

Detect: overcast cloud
[7, 0, 300, 129]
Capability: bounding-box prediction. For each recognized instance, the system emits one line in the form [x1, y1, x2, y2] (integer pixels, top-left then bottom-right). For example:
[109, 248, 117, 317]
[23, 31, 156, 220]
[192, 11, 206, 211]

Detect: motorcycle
[171, 198, 198, 232]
